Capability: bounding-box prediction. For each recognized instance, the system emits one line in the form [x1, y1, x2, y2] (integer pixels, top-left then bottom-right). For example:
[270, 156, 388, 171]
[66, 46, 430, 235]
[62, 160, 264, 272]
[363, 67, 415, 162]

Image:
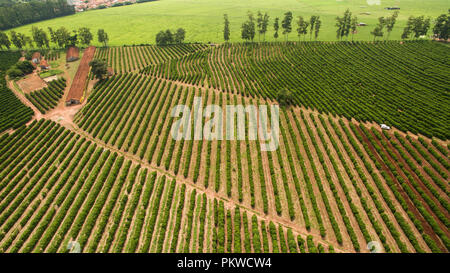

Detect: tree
[274, 17, 279, 40]
[411, 16, 431, 38]
[241, 12, 255, 42]
[78, 27, 93, 46]
[277, 89, 294, 106]
[404, 16, 431, 39]
[89, 59, 108, 80]
[402, 16, 414, 39]
[67, 32, 78, 47]
[296, 16, 309, 41]
[97, 29, 109, 47]
[0, 0, 74, 30]
[31, 27, 49, 48]
[371, 17, 385, 41]
[336, 9, 352, 40]
[256, 12, 269, 42]
[350, 16, 358, 41]
[55, 27, 71, 48]
[10, 31, 25, 49]
[48, 27, 58, 45]
[223, 14, 230, 42]
[156, 30, 174, 46]
[257, 11, 264, 42]
[433, 11, 450, 40]
[165, 29, 174, 44]
[156, 31, 166, 46]
[24, 35, 33, 48]
[6, 68, 23, 78]
[309, 16, 317, 41]
[174, 28, 186, 44]
[0, 31, 11, 49]
[262, 12, 270, 41]
[385, 11, 399, 40]
[281, 12, 293, 41]
[16, 61, 34, 74]
[314, 16, 321, 40]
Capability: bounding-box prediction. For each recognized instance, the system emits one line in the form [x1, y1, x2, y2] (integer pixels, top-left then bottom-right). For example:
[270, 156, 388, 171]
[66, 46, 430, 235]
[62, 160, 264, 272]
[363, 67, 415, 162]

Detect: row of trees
[6, 60, 34, 78]
[370, 11, 399, 41]
[0, 0, 74, 30]
[155, 28, 186, 46]
[231, 11, 322, 42]
[225, 9, 449, 42]
[0, 27, 109, 50]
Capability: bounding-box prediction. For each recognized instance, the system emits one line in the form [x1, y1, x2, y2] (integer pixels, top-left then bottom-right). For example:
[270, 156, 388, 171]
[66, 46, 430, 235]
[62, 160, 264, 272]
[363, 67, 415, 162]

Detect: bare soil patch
[16, 73, 47, 94]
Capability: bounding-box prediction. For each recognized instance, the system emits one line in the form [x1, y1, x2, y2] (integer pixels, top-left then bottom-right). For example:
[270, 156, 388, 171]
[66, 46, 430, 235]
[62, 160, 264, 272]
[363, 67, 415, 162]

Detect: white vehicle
[380, 124, 391, 130]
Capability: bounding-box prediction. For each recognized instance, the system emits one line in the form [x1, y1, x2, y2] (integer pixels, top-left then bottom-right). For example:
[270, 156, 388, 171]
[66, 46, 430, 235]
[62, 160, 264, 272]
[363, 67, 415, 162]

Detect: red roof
[40, 60, 49, 67]
[66, 46, 80, 61]
[32, 52, 41, 60]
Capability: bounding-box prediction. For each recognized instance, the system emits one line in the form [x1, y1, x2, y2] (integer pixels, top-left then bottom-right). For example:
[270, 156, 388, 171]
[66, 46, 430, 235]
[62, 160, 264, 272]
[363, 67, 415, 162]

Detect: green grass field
[9, 0, 449, 46]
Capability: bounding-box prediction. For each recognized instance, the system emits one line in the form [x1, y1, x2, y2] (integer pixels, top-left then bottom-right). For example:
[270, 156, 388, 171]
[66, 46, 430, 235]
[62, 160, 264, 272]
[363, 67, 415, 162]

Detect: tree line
[0, 27, 109, 50]
[155, 28, 186, 46]
[233, 11, 322, 42]
[0, 0, 74, 31]
[223, 9, 450, 42]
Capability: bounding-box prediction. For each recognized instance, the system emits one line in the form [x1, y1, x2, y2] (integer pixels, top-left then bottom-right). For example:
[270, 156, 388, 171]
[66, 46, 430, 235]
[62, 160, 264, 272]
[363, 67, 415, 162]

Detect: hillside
[8, 0, 450, 45]
[0, 40, 448, 253]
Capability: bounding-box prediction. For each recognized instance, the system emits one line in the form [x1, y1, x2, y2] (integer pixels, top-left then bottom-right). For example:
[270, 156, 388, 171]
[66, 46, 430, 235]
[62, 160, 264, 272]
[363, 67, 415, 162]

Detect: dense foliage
[0, 0, 74, 30]
[0, 51, 33, 133]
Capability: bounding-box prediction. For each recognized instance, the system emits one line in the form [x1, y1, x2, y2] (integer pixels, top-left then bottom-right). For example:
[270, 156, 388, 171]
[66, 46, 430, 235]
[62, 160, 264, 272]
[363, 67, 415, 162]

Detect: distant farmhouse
[66, 46, 96, 105]
[40, 60, 50, 70]
[66, 46, 80, 62]
[32, 52, 41, 64]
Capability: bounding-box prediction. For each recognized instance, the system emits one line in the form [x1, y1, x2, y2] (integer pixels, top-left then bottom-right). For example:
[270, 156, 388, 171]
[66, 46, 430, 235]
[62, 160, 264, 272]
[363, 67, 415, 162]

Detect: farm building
[357, 22, 368, 26]
[32, 52, 41, 64]
[66, 46, 80, 62]
[40, 60, 50, 70]
[66, 46, 96, 106]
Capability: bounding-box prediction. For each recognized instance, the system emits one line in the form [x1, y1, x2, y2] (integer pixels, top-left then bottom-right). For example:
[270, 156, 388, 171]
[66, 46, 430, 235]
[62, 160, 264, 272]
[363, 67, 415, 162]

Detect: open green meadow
[10, 0, 449, 46]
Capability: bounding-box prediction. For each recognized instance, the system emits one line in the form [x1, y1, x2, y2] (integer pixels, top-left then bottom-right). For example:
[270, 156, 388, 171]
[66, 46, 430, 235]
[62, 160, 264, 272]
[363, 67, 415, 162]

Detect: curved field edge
[7, 0, 450, 46]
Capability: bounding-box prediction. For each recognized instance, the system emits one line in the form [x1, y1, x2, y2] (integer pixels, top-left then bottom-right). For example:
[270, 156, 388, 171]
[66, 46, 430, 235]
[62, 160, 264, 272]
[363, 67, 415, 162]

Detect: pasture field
[9, 0, 450, 45]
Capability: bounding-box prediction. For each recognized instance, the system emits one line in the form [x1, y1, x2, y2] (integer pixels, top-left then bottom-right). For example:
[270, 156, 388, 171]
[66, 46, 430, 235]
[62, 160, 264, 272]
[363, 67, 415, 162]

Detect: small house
[32, 52, 41, 64]
[357, 22, 368, 27]
[40, 60, 50, 70]
[66, 46, 80, 62]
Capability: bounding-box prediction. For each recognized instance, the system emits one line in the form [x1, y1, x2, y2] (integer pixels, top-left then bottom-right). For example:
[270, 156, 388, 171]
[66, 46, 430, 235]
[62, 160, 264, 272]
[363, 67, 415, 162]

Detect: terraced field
[0, 120, 331, 253]
[73, 69, 449, 253]
[95, 44, 209, 73]
[1, 41, 448, 253]
[0, 52, 33, 132]
[25, 78, 67, 114]
[140, 41, 450, 140]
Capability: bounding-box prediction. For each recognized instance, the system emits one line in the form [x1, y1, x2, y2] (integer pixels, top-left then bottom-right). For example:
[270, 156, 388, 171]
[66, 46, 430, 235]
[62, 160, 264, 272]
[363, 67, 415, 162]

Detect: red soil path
[66, 46, 96, 104]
